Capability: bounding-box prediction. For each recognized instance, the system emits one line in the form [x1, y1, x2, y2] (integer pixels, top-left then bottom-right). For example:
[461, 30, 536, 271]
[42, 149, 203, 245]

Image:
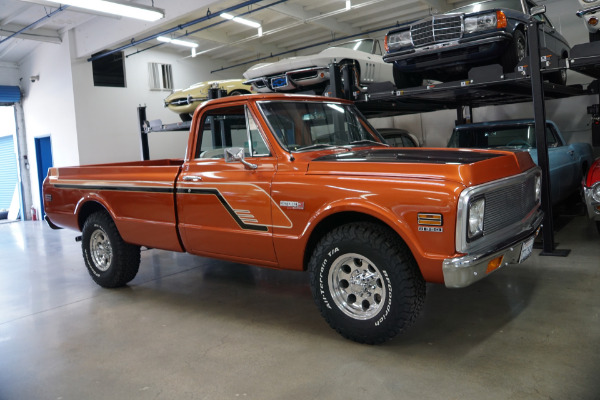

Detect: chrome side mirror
[224, 147, 257, 170]
[530, 5, 546, 17]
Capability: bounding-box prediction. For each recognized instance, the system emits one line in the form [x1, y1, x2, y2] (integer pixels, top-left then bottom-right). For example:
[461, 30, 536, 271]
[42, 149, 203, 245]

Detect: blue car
[448, 120, 594, 205]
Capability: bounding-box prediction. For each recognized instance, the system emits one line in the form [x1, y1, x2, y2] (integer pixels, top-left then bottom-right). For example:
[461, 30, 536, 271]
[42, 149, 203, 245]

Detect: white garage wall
[18, 33, 79, 217]
[70, 42, 247, 164]
[0, 64, 20, 85]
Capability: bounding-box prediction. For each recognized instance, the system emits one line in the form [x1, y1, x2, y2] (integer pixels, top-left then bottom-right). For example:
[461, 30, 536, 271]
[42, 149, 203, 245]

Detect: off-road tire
[82, 211, 141, 288]
[308, 222, 426, 344]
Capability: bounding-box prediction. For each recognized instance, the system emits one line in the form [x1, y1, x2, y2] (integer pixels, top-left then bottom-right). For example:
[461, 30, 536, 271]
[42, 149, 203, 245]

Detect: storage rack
[137, 22, 600, 257]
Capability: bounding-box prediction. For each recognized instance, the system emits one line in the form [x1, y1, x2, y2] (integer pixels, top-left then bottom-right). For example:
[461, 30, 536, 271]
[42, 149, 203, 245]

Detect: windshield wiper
[348, 139, 389, 147]
[295, 144, 340, 152]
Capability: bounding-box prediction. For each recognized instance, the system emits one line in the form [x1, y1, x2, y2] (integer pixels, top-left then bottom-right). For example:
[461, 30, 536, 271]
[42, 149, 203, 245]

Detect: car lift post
[528, 15, 570, 257]
[138, 105, 150, 161]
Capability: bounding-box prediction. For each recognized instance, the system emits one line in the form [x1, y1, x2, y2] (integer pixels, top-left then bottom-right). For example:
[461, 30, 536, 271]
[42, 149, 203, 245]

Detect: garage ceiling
[0, 0, 567, 72]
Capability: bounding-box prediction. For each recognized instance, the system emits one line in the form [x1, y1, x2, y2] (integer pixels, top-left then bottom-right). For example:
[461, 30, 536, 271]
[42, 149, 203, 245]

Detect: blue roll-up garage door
[0, 86, 21, 104]
[0, 135, 18, 209]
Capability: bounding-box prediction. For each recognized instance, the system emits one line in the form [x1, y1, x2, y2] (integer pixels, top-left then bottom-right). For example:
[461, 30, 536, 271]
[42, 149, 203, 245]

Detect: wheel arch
[302, 209, 414, 271]
[76, 198, 113, 231]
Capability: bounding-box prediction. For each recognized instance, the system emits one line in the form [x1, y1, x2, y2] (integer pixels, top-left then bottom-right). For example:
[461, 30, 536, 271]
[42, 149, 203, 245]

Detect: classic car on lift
[383, 0, 570, 88]
[243, 38, 393, 95]
[164, 79, 253, 121]
[448, 119, 594, 206]
[577, 0, 600, 41]
[583, 158, 600, 233]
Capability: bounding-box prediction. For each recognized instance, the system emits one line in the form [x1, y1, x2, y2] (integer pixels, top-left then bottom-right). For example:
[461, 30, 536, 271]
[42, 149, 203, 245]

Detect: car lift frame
[137, 24, 600, 257]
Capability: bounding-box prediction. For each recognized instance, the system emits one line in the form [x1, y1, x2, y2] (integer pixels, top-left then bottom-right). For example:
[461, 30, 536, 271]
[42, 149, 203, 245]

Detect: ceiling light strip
[88, 0, 267, 62]
[124, 0, 288, 59]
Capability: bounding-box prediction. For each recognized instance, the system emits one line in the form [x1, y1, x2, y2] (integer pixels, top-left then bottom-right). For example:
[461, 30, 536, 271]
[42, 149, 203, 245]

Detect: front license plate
[271, 76, 288, 88]
[519, 236, 535, 263]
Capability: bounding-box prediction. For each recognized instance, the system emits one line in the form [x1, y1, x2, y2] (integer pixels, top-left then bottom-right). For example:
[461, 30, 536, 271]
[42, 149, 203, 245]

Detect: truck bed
[44, 158, 184, 252]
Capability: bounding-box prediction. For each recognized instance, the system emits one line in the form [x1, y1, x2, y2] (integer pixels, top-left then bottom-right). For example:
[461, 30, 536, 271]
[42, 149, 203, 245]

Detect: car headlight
[592, 183, 600, 203]
[465, 12, 504, 33]
[386, 30, 411, 51]
[467, 197, 485, 240]
[535, 175, 542, 204]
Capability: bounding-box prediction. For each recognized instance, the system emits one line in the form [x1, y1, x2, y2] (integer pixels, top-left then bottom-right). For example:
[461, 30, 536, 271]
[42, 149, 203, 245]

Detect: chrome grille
[483, 174, 537, 235]
[410, 15, 462, 47]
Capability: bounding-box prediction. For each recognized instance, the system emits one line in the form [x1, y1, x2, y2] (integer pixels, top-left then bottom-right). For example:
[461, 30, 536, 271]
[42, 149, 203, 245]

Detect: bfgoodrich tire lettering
[82, 211, 141, 288]
[308, 222, 425, 344]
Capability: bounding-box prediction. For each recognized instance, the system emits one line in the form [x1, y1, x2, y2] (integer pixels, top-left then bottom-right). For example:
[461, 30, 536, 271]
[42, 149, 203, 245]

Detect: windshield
[333, 39, 374, 54]
[448, 0, 525, 14]
[258, 101, 384, 152]
[448, 123, 557, 149]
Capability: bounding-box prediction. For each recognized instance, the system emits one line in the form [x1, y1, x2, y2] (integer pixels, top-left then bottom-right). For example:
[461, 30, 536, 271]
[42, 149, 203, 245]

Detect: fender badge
[280, 201, 304, 210]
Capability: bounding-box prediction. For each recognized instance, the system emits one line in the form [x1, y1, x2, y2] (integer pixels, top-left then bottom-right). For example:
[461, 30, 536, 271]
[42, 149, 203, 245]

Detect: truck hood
[306, 148, 536, 187]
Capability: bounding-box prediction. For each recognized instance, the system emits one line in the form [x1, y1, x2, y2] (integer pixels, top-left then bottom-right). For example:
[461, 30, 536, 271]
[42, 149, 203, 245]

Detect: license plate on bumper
[518, 236, 535, 263]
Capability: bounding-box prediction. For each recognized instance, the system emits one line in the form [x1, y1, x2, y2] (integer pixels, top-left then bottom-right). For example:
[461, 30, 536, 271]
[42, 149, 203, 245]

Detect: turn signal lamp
[589, 17, 599, 26]
[486, 256, 504, 274]
[496, 11, 507, 29]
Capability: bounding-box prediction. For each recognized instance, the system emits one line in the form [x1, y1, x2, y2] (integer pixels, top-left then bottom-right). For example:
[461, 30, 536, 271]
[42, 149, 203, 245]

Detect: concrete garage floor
[0, 216, 599, 400]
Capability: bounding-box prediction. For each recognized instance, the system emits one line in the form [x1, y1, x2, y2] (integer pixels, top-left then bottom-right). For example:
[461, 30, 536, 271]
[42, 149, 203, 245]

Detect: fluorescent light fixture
[40, 0, 164, 21]
[346, 0, 351, 10]
[157, 36, 198, 48]
[220, 12, 261, 28]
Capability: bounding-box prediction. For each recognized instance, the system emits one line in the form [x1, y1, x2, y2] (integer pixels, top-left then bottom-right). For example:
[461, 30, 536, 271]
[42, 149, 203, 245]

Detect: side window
[373, 40, 382, 56]
[545, 125, 559, 147]
[195, 105, 270, 159]
[246, 107, 270, 156]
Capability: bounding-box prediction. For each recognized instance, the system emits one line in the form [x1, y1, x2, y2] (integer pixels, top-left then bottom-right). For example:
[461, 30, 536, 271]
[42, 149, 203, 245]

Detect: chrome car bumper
[244, 66, 330, 92]
[584, 184, 600, 221]
[442, 209, 544, 288]
[383, 33, 511, 68]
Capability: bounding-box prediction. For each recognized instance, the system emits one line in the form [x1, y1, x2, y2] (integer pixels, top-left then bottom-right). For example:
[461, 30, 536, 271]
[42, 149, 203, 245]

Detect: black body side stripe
[176, 188, 269, 232]
[52, 183, 269, 232]
[54, 184, 173, 193]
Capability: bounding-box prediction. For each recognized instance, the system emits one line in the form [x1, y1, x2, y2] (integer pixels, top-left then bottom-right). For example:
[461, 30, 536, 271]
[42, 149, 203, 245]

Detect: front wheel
[308, 223, 425, 344]
[82, 211, 141, 288]
[393, 67, 422, 89]
[500, 29, 527, 74]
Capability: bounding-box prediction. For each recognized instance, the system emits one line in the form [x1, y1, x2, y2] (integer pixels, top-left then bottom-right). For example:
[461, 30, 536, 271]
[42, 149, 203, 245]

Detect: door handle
[183, 175, 202, 182]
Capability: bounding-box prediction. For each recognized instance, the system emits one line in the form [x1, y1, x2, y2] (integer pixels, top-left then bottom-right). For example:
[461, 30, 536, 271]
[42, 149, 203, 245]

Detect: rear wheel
[179, 113, 192, 122]
[308, 222, 426, 344]
[228, 90, 249, 96]
[393, 67, 422, 89]
[82, 211, 140, 288]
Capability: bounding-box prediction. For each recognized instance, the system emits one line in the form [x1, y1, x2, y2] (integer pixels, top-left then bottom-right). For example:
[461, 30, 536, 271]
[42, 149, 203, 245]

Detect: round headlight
[592, 183, 600, 203]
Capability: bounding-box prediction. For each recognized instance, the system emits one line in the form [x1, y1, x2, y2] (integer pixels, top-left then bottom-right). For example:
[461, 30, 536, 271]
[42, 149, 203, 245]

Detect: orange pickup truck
[43, 93, 543, 344]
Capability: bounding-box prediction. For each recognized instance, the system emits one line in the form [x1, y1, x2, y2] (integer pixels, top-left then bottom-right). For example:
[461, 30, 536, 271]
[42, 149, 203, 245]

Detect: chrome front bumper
[244, 66, 330, 92]
[584, 185, 600, 221]
[442, 209, 544, 288]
